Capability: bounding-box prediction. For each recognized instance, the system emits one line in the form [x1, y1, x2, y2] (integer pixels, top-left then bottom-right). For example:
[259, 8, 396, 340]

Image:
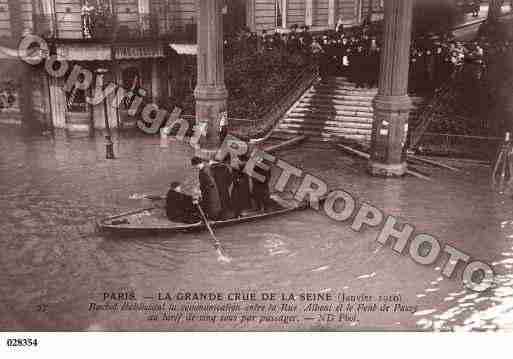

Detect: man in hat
[191, 157, 223, 220]
[251, 158, 273, 212]
[209, 158, 233, 219]
[165, 181, 200, 224]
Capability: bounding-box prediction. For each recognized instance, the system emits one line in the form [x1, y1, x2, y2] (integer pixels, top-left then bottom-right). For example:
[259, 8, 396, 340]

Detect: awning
[113, 45, 165, 60]
[56, 43, 112, 61]
[169, 43, 197, 55]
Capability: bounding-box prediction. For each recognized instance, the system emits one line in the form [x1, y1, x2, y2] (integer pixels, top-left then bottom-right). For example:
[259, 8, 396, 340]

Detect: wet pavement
[1, 126, 513, 331]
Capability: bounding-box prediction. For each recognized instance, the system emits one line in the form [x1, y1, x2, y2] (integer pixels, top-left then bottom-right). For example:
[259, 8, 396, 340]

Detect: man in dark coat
[165, 182, 200, 224]
[231, 156, 252, 218]
[251, 159, 272, 212]
[192, 157, 222, 220]
[210, 160, 233, 219]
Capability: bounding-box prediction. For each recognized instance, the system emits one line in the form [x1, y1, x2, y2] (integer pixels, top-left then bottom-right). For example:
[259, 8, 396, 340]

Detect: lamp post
[96, 68, 115, 159]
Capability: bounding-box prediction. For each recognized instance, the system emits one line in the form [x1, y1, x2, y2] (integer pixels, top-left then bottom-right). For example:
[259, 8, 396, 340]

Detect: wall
[287, 0, 305, 27]
[0, 0, 11, 38]
[254, 0, 277, 31]
[55, 0, 82, 38]
[249, 0, 362, 32]
[338, 0, 359, 24]
[312, 0, 329, 26]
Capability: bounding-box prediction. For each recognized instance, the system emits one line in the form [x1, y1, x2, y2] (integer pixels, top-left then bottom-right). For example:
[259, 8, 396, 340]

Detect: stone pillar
[369, 0, 413, 177]
[194, 0, 228, 156]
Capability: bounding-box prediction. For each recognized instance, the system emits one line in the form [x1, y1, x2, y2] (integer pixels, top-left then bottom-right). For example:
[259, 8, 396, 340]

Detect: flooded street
[1, 125, 513, 331]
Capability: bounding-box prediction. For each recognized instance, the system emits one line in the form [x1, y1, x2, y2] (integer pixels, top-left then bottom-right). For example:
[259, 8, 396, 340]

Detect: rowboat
[97, 194, 308, 237]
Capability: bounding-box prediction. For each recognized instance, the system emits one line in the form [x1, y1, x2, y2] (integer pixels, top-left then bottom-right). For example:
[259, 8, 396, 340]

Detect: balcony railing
[33, 11, 195, 43]
[113, 12, 161, 41]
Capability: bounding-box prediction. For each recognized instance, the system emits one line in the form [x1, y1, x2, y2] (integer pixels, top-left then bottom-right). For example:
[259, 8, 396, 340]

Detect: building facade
[0, 0, 378, 131]
[247, 0, 383, 32]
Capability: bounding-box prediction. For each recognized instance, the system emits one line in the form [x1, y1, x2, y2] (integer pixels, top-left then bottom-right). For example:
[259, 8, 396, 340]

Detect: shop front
[43, 41, 169, 132]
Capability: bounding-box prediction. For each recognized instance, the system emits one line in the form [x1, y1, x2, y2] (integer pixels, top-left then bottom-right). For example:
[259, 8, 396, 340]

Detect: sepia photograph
[1, 0, 513, 335]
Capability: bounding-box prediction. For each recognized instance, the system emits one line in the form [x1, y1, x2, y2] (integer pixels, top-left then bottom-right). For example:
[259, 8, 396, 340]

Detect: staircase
[272, 77, 377, 144]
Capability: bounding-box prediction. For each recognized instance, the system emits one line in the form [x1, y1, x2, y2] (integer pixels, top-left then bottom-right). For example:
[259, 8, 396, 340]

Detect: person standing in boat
[210, 158, 233, 219]
[231, 155, 252, 218]
[165, 182, 200, 224]
[251, 158, 272, 212]
[191, 157, 223, 220]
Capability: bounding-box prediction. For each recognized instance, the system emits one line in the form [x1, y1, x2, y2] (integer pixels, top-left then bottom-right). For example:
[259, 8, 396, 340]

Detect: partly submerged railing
[230, 63, 318, 141]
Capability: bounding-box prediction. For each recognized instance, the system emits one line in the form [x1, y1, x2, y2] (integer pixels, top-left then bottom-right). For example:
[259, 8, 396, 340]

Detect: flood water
[1, 125, 513, 331]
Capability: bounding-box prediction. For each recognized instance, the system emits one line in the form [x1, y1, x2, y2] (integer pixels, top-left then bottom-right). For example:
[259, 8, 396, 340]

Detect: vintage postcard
[1, 0, 513, 336]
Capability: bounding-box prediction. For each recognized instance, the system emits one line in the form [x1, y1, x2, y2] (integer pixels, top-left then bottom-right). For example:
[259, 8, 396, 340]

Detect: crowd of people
[165, 155, 274, 224]
[221, 20, 513, 94]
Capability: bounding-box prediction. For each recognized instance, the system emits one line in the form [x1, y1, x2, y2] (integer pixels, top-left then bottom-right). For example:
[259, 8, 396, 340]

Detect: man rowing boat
[191, 157, 223, 220]
[165, 182, 200, 224]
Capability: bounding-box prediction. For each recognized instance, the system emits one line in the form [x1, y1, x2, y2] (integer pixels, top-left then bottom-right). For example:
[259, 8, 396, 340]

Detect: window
[275, 0, 283, 28]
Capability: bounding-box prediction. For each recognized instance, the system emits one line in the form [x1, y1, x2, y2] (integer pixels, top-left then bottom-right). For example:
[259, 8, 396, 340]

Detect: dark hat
[191, 157, 203, 166]
[170, 181, 181, 189]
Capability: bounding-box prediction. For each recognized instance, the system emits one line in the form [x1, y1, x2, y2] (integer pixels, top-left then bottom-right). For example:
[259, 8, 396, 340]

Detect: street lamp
[96, 68, 115, 159]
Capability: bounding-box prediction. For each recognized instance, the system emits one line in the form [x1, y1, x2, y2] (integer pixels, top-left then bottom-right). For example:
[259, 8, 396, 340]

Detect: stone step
[271, 76, 378, 144]
[279, 119, 373, 129]
[318, 81, 378, 90]
[309, 88, 378, 97]
[277, 123, 372, 135]
[302, 92, 376, 102]
[273, 128, 370, 141]
[324, 77, 377, 86]
[293, 103, 374, 114]
[301, 96, 372, 107]
[287, 110, 374, 120]
[283, 114, 374, 123]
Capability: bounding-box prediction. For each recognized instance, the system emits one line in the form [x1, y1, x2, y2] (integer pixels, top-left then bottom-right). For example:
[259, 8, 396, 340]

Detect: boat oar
[195, 202, 232, 264]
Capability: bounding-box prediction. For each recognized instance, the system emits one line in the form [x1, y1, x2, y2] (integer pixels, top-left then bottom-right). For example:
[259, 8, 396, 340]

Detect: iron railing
[166, 63, 319, 141]
[33, 11, 193, 42]
[413, 132, 501, 161]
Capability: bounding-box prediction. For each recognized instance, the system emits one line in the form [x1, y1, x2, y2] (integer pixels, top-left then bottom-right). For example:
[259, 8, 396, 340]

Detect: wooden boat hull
[98, 195, 307, 237]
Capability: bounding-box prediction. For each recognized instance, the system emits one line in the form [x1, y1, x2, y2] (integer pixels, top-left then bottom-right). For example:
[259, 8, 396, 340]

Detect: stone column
[194, 0, 228, 156]
[369, 0, 413, 177]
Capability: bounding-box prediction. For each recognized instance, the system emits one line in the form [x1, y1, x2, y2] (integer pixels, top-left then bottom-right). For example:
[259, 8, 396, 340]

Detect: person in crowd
[191, 157, 222, 220]
[336, 16, 344, 35]
[219, 113, 229, 144]
[300, 26, 313, 51]
[251, 158, 272, 212]
[231, 155, 252, 218]
[209, 159, 233, 220]
[311, 38, 324, 75]
[165, 182, 200, 224]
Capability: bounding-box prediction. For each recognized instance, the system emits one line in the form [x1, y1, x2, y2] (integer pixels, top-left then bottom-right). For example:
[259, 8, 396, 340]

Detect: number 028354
[6, 338, 39, 347]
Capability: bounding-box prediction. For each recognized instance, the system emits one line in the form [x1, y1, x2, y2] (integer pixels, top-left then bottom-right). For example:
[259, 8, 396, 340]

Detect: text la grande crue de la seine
[102, 291, 383, 302]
